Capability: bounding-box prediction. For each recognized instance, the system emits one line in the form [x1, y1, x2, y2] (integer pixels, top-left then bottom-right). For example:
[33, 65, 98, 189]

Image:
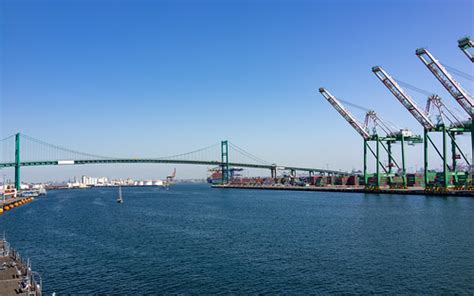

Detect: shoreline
[211, 184, 474, 197]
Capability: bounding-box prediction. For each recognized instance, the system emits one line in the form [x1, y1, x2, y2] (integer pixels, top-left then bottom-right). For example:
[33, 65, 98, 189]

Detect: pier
[212, 184, 474, 197]
[0, 197, 35, 214]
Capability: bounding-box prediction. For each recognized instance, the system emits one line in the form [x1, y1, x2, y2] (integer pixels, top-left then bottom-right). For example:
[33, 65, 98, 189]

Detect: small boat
[19, 191, 39, 198]
[116, 186, 123, 204]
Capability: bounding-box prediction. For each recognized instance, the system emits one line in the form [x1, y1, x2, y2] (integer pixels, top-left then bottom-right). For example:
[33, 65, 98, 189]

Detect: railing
[1, 239, 42, 296]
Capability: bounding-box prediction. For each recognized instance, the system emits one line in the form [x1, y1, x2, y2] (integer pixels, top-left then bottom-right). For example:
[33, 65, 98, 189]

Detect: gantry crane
[364, 110, 421, 187]
[458, 36, 474, 62]
[166, 168, 176, 183]
[425, 95, 471, 182]
[372, 66, 471, 190]
[415, 48, 473, 187]
[415, 48, 473, 117]
[319, 87, 421, 188]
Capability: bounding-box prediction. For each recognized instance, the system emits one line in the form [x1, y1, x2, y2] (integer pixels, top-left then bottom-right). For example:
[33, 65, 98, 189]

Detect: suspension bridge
[0, 133, 349, 190]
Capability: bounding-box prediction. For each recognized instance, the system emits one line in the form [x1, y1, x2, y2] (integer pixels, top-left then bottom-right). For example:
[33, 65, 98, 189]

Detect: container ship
[0, 235, 42, 295]
[207, 167, 243, 184]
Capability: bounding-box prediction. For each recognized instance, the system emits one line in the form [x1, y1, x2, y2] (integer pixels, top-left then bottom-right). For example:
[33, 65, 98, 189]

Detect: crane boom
[416, 48, 473, 117]
[458, 37, 474, 62]
[319, 87, 371, 140]
[372, 66, 435, 130]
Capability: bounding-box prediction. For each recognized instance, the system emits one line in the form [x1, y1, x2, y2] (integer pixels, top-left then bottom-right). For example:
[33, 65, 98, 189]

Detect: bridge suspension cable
[156, 143, 221, 162]
[20, 134, 113, 162]
[1, 135, 16, 164]
[228, 142, 271, 165]
[1, 134, 274, 167]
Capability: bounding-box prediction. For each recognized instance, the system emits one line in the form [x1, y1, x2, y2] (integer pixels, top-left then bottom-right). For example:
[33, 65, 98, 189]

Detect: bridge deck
[0, 159, 349, 175]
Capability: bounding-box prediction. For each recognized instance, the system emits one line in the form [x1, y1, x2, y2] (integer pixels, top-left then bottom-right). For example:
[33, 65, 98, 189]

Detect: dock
[212, 184, 474, 197]
[0, 197, 35, 214]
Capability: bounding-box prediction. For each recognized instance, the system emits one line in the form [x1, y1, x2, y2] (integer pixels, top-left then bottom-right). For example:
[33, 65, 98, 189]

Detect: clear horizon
[1, 0, 473, 182]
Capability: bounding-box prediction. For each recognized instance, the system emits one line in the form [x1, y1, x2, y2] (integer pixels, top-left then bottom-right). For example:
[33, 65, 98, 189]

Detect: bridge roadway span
[0, 159, 349, 175]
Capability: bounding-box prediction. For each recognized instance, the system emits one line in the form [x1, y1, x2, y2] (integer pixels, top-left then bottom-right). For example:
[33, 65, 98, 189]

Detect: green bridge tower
[221, 140, 229, 184]
[15, 133, 21, 191]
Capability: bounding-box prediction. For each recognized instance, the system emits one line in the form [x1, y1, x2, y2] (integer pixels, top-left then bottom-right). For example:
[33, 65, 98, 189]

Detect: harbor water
[0, 184, 473, 294]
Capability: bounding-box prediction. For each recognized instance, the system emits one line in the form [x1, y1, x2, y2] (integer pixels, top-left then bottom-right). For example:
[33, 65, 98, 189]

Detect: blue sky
[1, 0, 473, 181]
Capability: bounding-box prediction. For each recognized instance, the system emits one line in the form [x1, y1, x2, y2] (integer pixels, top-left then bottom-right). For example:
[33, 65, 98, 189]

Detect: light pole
[2, 175, 5, 209]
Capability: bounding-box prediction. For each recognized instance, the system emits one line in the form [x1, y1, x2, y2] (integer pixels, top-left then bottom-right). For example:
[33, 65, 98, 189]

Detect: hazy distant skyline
[1, 0, 473, 181]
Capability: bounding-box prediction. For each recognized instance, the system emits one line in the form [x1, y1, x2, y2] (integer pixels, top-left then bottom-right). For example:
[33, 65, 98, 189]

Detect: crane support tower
[319, 87, 421, 189]
[372, 66, 471, 191]
[458, 36, 474, 62]
[415, 48, 473, 188]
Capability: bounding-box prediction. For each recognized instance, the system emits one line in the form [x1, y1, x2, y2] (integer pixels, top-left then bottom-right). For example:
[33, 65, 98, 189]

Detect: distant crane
[319, 87, 421, 188]
[372, 66, 471, 190]
[458, 36, 474, 63]
[166, 168, 176, 184]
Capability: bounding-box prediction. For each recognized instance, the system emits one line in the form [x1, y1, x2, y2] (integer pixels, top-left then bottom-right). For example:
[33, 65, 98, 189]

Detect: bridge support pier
[270, 165, 277, 179]
[290, 169, 296, 185]
[15, 133, 20, 191]
[221, 140, 229, 184]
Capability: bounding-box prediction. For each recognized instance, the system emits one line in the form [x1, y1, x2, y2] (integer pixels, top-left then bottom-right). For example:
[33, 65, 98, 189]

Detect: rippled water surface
[1, 184, 473, 294]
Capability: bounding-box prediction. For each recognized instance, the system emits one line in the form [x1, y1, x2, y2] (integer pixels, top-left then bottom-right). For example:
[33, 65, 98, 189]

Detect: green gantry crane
[372, 66, 471, 191]
[416, 48, 473, 189]
[319, 87, 422, 189]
